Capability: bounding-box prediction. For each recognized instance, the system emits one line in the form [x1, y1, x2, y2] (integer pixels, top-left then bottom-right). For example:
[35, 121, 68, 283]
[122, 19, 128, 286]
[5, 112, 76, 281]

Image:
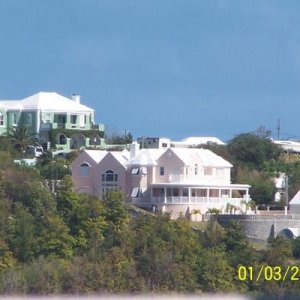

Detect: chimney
[72, 93, 80, 103]
[130, 141, 140, 159]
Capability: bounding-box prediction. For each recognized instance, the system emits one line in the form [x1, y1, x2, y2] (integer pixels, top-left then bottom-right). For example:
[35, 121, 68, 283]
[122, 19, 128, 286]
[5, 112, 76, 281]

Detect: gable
[157, 148, 186, 167]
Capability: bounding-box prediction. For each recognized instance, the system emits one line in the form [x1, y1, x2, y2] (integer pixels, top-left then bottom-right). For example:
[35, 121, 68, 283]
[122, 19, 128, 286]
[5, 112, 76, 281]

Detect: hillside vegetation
[0, 130, 300, 297]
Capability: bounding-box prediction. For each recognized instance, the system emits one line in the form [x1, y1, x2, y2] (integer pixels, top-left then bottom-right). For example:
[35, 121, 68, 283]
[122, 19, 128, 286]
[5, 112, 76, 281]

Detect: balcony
[167, 174, 230, 185]
[150, 196, 249, 205]
[40, 123, 52, 130]
[92, 123, 105, 132]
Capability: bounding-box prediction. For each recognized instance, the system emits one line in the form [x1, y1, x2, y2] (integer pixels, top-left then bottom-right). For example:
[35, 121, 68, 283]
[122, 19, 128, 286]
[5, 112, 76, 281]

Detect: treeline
[0, 154, 299, 297]
[203, 128, 300, 205]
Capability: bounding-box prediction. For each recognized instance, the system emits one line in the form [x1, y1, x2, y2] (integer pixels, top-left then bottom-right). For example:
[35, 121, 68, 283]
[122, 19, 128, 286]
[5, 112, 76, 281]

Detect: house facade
[0, 92, 105, 150]
[137, 136, 225, 149]
[72, 142, 251, 219]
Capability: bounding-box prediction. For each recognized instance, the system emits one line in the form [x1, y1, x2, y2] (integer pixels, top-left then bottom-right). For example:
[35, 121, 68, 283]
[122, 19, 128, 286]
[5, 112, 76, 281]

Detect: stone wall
[213, 214, 300, 241]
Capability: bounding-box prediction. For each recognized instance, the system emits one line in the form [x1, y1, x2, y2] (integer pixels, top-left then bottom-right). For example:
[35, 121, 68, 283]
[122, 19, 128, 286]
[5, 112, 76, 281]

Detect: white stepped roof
[84, 150, 107, 164]
[110, 149, 130, 167]
[290, 190, 300, 205]
[178, 136, 225, 145]
[84, 149, 129, 166]
[170, 148, 232, 167]
[0, 92, 94, 113]
[128, 147, 232, 167]
[128, 148, 165, 166]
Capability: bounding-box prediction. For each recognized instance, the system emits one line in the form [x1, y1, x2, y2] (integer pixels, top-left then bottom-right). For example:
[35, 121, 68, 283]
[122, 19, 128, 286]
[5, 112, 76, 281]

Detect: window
[12, 113, 18, 125]
[204, 167, 213, 176]
[160, 166, 164, 176]
[173, 188, 179, 197]
[80, 163, 90, 176]
[195, 164, 198, 175]
[26, 113, 32, 125]
[79, 114, 85, 127]
[162, 143, 168, 147]
[59, 134, 67, 145]
[102, 170, 118, 195]
[102, 170, 118, 182]
[153, 188, 164, 197]
[71, 115, 77, 124]
[182, 188, 188, 197]
[131, 167, 139, 175]
[45, 114, 51, 123]
[0, 112, 3, 126]
[141, 167, 147, 175]
[131, 187, 139, 198]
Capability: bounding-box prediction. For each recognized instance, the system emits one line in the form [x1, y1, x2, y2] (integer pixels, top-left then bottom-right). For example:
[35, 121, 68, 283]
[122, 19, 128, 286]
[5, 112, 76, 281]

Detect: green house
[0, 92, 105, 150]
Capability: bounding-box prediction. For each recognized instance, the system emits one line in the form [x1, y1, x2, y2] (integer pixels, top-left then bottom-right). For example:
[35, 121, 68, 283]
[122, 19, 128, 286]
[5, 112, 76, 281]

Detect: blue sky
[0, 0, 300, 142]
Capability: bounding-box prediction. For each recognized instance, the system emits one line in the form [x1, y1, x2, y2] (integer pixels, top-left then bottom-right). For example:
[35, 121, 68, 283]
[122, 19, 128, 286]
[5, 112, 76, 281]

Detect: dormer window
[131, 187, 139, 198]
[195, 164, 198, 175]
[131, 167, 139, 175]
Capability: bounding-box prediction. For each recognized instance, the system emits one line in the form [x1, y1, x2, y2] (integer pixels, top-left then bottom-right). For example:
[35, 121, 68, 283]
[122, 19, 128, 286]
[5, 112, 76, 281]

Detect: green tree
[56, 175, 79, 224]
[266, 236, 292, 265]
[228, 133, 281, 170]
[196, 247, 236, 293]
[224, 221, 258, 267]
[102, 190, 129, 231]
[131, 215, 200, 292]
[7, 207, 37, 262]
[37, 215, 75, 259]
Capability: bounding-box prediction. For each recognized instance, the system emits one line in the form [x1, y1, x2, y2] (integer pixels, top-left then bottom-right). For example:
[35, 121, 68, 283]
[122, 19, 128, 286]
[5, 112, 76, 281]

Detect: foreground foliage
[0, 160, 299, 297]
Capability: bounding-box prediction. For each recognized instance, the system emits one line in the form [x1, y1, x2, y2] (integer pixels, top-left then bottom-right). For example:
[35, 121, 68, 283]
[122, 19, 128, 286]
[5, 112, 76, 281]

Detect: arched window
[80, 163, 90, 177]
[195, 164, 198, 175]
[102, 170, 118, 182]
[58, 133, 67, 145]
[0, 112, 3, 126]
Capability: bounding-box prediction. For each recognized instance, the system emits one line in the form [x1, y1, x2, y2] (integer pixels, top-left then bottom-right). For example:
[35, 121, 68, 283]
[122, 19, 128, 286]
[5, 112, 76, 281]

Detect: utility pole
[276, 118, 281, 140]
[285, 174, 289, 206]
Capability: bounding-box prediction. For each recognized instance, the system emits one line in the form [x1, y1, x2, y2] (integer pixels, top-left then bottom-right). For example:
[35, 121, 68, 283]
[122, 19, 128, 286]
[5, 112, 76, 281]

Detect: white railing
[150, 196, 249, 205]
[167, 174, 230, 184]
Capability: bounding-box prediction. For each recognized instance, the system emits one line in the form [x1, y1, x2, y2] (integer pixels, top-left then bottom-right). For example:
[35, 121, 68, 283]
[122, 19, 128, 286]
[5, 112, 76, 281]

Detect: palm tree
[8, 125, 37, 153]
[241, 200, 256, 214]
[191, 209, 201, 222]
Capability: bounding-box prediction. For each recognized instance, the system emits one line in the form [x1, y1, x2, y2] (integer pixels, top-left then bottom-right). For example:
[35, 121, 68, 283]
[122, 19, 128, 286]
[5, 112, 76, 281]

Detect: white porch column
[207, 188, 210, 202]
[164, 187, 167, 204]
[188, 187, 191, 203]
[245, 189, 249, 200]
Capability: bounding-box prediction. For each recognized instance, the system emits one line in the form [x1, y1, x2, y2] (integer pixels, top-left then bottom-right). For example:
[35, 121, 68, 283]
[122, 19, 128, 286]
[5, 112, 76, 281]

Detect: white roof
[128, 147, 232, 168]
[84, 149, 129, 166]
[110, 149, 130, 167]
[83, 145, 232, 169]
[290, 190, 300, 205]
[171, 148, 232, 167]
[177, 136, 225, 146]
[84, 150, 107, 164]
[273, 140, 300, 153]
[129, 148, 165, 166]
[0, 92, 94, 113]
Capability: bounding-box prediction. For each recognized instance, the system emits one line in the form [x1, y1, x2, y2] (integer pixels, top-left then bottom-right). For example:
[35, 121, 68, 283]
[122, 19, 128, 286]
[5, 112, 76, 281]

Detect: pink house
[72, 142, 251, 219]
